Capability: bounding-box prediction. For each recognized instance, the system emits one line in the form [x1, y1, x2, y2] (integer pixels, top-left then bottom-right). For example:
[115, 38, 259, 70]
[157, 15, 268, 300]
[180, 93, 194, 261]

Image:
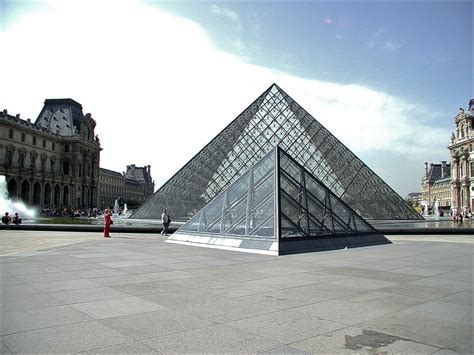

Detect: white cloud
[210, 4, 239, 24]
[368, 28, 402, 53]
[0, 0, 447, 195]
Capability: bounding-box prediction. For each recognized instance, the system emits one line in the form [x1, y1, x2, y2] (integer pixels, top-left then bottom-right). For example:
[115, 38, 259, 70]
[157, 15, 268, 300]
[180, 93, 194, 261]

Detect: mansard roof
[35, 98, 86, 136]
[427, 163, 451, 182]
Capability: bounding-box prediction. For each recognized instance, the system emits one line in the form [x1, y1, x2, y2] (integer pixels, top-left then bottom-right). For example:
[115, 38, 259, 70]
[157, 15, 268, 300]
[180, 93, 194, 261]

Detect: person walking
[161, 209, 171, 236]
[103, 208, 112, 238]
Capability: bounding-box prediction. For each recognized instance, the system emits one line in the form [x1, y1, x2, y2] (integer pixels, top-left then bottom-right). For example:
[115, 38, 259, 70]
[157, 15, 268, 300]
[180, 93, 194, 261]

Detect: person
[2, 212, 11, 224]
[12, 213, 22, 225]
[103, 208, 112, 238]
[161, 209, 171, 236]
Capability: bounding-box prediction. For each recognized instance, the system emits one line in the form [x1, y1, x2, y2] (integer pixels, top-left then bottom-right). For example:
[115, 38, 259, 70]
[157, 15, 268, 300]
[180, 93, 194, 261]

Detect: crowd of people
[40, 207, 101, 218]
[453, 209, 472, 223]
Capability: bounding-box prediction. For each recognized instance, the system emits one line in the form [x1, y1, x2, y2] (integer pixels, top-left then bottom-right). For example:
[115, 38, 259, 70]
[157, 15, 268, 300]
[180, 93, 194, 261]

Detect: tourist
[2, 212, 11, 224]
[103, 208, 112, 238]
[161, 209, 171, 236]
[12, 213, 22, 225]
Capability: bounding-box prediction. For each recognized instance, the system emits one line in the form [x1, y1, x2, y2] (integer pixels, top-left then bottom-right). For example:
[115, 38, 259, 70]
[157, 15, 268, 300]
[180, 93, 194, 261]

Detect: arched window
[33, 182, 41, 205]
[44, 183, 51, 207]
[21, 180, 30, 204]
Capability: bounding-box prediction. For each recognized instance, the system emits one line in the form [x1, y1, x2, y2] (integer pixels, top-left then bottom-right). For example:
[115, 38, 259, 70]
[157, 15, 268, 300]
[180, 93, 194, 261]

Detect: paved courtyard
[1, 231, 473, 354]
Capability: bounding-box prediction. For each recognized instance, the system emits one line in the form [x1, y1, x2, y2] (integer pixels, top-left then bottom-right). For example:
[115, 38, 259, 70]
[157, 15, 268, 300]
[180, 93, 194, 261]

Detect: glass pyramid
[132, 84, 420, 221]
[170, 147, 388, 255]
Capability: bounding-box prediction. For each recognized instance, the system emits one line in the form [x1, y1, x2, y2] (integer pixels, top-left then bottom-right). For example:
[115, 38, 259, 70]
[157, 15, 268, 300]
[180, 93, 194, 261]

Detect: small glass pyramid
[170, 147, 389, 255]
[133, 84, 420, 221]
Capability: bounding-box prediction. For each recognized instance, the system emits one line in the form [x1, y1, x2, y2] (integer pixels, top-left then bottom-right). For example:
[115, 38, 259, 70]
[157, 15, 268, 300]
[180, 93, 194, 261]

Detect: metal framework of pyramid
[168, 147, 390, 255]
[132, 84, 420, 221]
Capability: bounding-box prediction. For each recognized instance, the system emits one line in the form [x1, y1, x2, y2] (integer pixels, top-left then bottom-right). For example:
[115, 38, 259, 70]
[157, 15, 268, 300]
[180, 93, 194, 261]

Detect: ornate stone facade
[0, 99, 101, 209]
[449, 99, 474, 212]
[421, 161, 451, 211]
[98, 168, 124, 209]
[98, 165, 154, 209]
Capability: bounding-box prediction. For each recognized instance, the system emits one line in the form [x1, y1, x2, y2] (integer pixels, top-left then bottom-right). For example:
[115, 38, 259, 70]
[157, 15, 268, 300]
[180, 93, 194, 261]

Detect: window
[65, 144, 69, 152]
[41, 157, 46, 172]
[33, 136, 37, 145]
[63, 161, 70, 175]
[21, 133, 25, 142]
[6, 150, 13, 166]
[8, 129, 13, 139]
[19, 152, 25, 168]
[52, 142, 55, 150]
[30, 155, 37, 170]
[50, 160, 55, 173]
[43, 139, 46, 148]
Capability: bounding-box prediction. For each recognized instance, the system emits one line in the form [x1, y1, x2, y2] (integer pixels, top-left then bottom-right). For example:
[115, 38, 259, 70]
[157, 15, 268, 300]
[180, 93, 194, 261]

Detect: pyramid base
[168, 232, 391, 256]
[167, 233, 279, 255]
[278, 233, 391, 255]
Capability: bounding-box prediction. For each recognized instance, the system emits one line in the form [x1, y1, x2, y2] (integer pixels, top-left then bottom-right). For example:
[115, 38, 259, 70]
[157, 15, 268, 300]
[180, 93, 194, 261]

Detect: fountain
[421, 201, 429, 216]
[0, 175, 36, 220]
[433, 198, 439, 218]
[113, 199, 120, 215]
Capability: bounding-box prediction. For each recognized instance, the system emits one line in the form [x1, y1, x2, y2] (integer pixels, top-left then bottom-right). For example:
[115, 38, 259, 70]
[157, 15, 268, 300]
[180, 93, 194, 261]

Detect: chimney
[441, 161, 447, 177]
[424, 162, 428, 176]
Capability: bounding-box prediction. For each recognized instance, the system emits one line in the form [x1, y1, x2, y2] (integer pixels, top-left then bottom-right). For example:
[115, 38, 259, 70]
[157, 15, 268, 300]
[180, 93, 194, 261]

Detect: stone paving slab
[1, 230, 473, 354]
[2, 304, 93, 335]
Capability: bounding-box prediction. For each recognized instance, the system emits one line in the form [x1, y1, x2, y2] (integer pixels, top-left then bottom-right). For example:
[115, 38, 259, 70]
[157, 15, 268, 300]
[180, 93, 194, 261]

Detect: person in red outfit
[103, 208, 112, 238]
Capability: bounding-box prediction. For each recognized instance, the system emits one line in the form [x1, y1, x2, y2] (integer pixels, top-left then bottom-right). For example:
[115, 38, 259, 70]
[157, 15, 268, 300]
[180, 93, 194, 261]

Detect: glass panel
[222, 197, 248, 233]
[253, 216, 274, 237]
[305, 175, 327, 202]
[254, 175, 274, 202]
[201, 194, 225, 232]
[280, 194, 307, 238]
[280, 154, 301, 180]
[180, 212, 200, 232]
[354, 217, 374, 233]
[250, 194, 275, 234]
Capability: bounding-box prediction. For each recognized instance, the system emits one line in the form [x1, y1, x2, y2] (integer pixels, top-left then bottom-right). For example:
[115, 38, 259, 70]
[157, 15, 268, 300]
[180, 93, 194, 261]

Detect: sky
[1, 0, 472, 197]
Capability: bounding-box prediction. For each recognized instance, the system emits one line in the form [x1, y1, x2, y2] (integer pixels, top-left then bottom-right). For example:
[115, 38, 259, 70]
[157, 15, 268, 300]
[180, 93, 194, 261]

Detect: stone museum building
[0, 99, 154, 210]
[449, 99, 474, 212]
[422, 98, 474, 213]
[0, 99, 101, 209]
[98, 165, 154, 209]
[421, 161, 451, 211]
